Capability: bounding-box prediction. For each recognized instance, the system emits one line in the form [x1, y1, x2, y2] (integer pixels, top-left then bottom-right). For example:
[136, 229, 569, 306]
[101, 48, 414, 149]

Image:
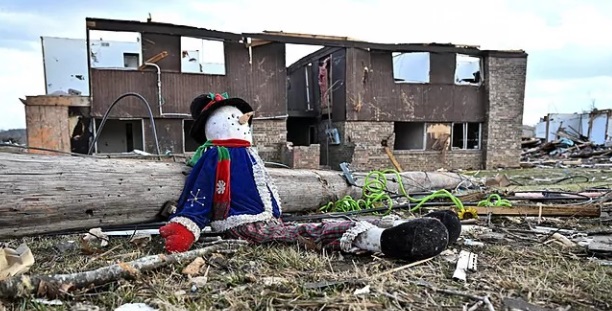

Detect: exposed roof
[85, 17, 527, 58]
[85, 17, 243, 42]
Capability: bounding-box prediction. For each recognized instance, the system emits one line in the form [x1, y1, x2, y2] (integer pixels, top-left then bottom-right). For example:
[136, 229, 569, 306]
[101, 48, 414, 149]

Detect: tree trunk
[0, 153, 475, 238]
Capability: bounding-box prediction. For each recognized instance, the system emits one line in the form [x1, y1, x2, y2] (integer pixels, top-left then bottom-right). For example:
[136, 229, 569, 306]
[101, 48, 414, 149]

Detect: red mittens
[159, 222, 195, 253]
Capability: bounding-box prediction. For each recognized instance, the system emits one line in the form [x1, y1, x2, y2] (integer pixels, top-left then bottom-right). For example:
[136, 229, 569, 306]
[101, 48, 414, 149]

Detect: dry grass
[1, 219, 611, 311]
[1, 167, 612, 310]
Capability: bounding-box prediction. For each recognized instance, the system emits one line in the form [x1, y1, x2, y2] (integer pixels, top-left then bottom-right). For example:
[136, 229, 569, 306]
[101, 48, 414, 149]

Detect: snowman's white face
[204, 105, 253, 143]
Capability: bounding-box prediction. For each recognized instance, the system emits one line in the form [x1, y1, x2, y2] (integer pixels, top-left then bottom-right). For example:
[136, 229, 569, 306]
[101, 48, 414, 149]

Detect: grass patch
[2, 224, 611, 311]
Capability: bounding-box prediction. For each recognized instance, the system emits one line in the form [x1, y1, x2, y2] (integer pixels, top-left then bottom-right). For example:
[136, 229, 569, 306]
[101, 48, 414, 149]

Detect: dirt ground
[1, 167, 612, 311]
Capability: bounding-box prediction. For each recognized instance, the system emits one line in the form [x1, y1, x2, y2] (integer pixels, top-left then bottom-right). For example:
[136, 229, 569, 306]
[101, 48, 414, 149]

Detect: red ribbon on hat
[201, 93, 228, 113]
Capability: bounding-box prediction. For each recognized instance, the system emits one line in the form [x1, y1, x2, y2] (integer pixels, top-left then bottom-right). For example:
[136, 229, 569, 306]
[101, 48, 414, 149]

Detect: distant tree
[0, 128, 26, 145]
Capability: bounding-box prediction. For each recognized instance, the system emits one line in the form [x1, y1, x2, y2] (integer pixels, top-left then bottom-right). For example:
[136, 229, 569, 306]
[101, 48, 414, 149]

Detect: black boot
[379, 218, 449, 261]
[424, 210, 462, 245]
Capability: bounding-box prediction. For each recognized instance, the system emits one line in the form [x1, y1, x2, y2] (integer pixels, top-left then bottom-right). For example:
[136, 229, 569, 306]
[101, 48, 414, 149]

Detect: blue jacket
[168, 146, 282, 239]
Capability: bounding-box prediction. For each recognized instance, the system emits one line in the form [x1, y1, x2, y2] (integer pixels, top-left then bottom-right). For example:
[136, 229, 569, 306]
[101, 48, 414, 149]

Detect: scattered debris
[261, 277, 289, 286]
[452, 250, 478, 282]
[502, 297, 555, 311]
[521, 124, 612, 167]
[0, 240, 247, 299]
[181, 257, 206, 276]
[71, 302, 102, 311]
[31, 298, 63, 306]
[588, 235, 612, 255]
[130, 234, 152, 248]
[1, 164, 612, 309]
[0, 243, 35, 281]
[114, 303, 158, 311]
[353, 285, 370, 296]
[83, 228, 109, 248]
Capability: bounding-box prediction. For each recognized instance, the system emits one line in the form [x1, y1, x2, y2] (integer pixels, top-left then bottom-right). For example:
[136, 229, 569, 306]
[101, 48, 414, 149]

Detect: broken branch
[407, 280, 495, 311]
[0, 240, 247, 299]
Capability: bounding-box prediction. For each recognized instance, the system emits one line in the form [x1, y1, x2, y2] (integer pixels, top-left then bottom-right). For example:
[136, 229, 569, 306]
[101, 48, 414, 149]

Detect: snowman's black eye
[227, 117, 230, 120]
[231, 123, 234, 126]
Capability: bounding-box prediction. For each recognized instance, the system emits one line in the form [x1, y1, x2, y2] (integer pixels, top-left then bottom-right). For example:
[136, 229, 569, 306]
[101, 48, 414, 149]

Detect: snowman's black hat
[189, 92, 254, 145]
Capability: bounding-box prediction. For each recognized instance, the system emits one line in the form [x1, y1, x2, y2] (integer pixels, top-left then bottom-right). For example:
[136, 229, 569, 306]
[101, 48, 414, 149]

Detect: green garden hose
[476, 193, 512, 207]
[320, 169, 469, 216]
[319, 169, 513, 218]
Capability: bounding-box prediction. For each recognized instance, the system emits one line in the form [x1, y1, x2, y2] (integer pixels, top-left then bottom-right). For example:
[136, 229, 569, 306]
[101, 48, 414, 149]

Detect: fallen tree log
[0, 153, 476, 238]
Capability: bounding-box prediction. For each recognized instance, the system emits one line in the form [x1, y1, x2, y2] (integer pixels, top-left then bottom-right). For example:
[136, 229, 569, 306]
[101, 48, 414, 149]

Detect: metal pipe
[143, 62, 163, 115]
[87, 92, 162, 159]
[141, 63, 190, 118]
[253, 115, 289, 120]
[162, 113, 192, 117]
[305, 67, 312, 111]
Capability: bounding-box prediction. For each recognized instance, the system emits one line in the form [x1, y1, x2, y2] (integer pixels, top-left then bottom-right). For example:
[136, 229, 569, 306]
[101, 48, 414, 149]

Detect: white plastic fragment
[114, 303, 158, 311]
[463, 239, 485, 247]
[452, 250, 478, 282]
[353, 285, 371, 296]
[32, 298, 63, 306]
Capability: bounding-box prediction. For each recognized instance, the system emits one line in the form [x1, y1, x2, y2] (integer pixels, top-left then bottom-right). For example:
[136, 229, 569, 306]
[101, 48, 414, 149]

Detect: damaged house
[22, 17, 527, 171]
[24, 18, 289, 162]
[280, 37, 528, 171]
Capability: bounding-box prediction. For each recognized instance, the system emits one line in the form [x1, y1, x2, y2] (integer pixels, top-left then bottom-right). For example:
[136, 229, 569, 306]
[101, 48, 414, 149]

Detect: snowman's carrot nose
[239, 112, 254, 125]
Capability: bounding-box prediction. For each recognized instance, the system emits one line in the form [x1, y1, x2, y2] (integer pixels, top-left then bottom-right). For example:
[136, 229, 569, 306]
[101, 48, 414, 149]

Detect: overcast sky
[1, 0, 611, 130]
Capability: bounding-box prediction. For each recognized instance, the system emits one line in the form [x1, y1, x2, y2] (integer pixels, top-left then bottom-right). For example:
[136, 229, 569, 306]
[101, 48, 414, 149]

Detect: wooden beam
[384, 146, 403, 172]
[25, 96, 90, 108]
[249, 39, 273, 47]
[472, 204, 600, 217]
[138, 51, 169, 70]
[262, 31, 356, 41]
[0, 153, 472, 238]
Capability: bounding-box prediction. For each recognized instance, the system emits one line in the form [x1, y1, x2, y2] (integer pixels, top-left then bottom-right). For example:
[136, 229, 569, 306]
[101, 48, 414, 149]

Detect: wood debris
[0, 240, 247, 299]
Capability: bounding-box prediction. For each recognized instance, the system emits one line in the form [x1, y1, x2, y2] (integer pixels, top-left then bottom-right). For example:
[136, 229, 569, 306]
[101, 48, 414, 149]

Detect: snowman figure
[160, 92, 461, 261]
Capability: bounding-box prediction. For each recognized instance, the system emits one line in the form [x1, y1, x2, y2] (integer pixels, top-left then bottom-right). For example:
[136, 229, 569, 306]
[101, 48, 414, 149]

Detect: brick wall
[321, 121, 483, 171]
[252, 119, 287, 163]
[281, 144, 320, 169]
[483, 56, 528, 169]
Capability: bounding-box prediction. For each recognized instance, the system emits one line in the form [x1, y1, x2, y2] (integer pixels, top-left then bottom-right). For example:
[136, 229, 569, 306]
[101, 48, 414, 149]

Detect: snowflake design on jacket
[216, 180, 226, 194]
[187, 189, 206, 207]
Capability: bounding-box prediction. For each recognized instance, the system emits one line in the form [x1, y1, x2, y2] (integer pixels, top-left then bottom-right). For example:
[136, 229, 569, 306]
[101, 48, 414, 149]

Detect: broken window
[183, 120, 200, 152]
[392, 52, 430, 83]
[452, 122, 482, 149]
[88, 30, 142, 69]
[426, 123, 451, 150]
[181, 37, 226, 75]
[455, 54, 481, 85]
[93, 119, 144, 153]
[287, 117, 318, 146]
[394, 122, 425, 150]
[123, 53, 139, 68]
